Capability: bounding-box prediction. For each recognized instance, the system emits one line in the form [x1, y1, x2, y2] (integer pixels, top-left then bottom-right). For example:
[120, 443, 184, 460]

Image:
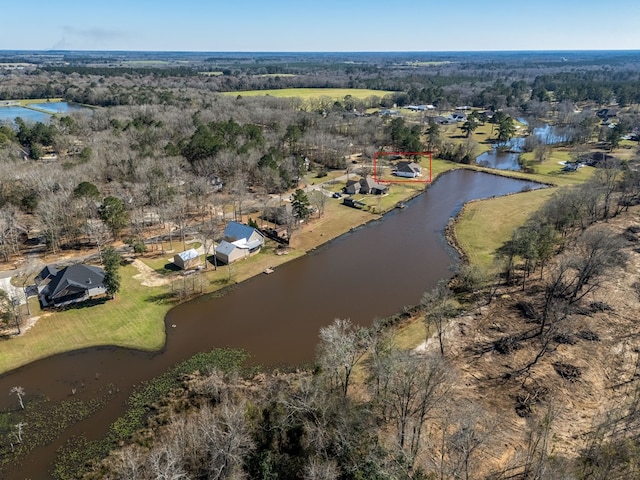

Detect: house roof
[36, 265, 59, 283]
[215, 240, 237, 257]
[360, 177, 388, 191]
[40, 264, 106, 299]
[397, 161, 421, 172]
[222, 221, 264, 243]
[175, 248, 199, 262]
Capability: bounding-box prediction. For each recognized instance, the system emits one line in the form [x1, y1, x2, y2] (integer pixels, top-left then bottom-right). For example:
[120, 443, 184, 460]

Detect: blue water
[0, 106, 50, 124]
[476, 123, 567, 171]
[29, 101, 87, 114]
[0, 102, 89, 125]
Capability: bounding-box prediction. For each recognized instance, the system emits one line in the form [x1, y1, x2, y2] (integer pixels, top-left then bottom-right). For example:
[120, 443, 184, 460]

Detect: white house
[393, 161, 422, 178]
[215, 222, 265, 264]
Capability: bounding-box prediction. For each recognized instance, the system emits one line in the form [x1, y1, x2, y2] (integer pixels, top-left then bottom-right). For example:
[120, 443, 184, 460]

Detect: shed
[173, 248, 200, 270]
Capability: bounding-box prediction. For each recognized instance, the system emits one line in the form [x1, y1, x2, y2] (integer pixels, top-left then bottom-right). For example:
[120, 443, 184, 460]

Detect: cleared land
[224, 88, 396, 100]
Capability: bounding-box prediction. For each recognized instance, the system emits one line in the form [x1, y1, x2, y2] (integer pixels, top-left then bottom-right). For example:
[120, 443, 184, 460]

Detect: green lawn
[0, 265, 169, 374]
[17, 98, 64, 106]
[224, 88, 396, 100]
[454, 188, 556, 271]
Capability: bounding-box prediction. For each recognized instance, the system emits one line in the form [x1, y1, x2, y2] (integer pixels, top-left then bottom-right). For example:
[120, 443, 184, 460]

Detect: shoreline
[0, 165, 552, 375]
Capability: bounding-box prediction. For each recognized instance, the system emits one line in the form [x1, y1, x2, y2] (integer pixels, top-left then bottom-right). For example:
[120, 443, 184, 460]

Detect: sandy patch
[131, 259, 171, 287]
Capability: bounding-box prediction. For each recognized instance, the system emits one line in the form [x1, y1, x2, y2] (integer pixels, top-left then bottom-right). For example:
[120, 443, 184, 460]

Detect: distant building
[596, 108, 618, 120]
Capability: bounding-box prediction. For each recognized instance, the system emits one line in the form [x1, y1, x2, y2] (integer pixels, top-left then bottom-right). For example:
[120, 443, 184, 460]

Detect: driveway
[0, 276, 27, 305]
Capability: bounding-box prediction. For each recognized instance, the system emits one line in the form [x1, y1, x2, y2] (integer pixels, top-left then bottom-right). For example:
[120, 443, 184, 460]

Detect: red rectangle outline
[373, 151, 433, 184]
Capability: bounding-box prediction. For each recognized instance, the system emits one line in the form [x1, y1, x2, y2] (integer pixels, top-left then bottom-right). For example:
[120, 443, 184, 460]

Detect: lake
[476, 124, 568, 171]
[0, 102, 89, 125]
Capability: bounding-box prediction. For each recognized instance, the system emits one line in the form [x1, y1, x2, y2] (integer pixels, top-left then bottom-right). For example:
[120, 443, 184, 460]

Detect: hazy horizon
[1, 0, 638, 52]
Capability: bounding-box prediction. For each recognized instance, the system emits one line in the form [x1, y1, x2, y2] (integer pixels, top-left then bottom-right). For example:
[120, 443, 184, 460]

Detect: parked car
[332, 192, 342, 198]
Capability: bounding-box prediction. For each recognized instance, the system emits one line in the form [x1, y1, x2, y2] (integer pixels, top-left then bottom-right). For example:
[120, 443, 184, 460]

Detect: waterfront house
[215, 221, 265, 264]
[35, 264, 106, 308]
[344, 177, 389, 195]
[394, 161, 422, 178]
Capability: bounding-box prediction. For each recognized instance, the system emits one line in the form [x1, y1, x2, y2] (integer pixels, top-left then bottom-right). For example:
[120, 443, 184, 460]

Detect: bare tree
[372, 350, 448, 462]
[447, 406, 492, 480]
[308, 189, 327, 218]
[10, 386, 25, 409]
[14, 421, 26, 444]
[317, 318, 370, 399]
[565, 226, 627, 302]
[521, 402, 557, 480]
[422, 282, 456, 356]
[304, 457, 339, 480]
[0, 204, 22, 262]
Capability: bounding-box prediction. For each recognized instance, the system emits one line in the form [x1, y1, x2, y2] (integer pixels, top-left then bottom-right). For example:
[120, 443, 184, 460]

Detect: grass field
[224, 88, 396, 100]
[16, 98, 64, 106]
[454, 188, 556, 271]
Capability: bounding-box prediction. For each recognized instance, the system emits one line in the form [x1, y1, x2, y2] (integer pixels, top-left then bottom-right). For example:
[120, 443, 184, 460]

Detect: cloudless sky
[1, 0, 639, 52]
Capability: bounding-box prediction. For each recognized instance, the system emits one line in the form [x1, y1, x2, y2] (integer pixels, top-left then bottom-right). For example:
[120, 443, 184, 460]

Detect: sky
[2, 0, 639, 52]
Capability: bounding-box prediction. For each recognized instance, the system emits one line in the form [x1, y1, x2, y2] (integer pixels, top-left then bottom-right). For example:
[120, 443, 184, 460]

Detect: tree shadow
[52, 297, 110, 311]
[145, 292, 180, 305]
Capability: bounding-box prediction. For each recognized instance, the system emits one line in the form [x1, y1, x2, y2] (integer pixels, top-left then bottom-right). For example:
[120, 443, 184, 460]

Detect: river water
[0, 169, 542, 479]
[476, 123, 568, 171]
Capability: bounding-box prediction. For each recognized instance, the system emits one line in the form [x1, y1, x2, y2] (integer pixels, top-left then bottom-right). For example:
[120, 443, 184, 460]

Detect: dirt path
[131, 259, 171, 287]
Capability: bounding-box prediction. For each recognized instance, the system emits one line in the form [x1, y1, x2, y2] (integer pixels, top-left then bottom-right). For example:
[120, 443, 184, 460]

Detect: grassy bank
[454, 188, 556, 271]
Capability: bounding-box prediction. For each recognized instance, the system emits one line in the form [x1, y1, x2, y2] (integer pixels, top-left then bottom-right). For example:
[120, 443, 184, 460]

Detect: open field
[224, 88, 396, 100]
[17, 98, 64, 106]
[454, 187, 556, 271]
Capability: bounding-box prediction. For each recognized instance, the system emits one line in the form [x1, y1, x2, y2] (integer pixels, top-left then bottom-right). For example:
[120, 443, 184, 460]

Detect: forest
[1, 50, 640, 479]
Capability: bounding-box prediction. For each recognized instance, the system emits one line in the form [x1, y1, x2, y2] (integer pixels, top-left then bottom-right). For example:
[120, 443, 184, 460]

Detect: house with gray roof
[344, 177, 389, 195]
[393, 161, 422, 178]
[36, 264, 107, 308]
[215, 221, 265, 265]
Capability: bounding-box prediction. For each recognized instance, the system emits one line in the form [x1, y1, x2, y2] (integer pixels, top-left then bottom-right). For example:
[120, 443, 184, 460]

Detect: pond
[0, 169, 544, 479]
[476, 123, 568, 171]
[0, 106, 50, 124]
[29, 102, 89, 114]
[0, 102, 90, 125]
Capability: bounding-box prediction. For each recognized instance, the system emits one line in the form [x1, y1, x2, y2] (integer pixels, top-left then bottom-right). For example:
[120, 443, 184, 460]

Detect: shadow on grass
[154, 263, 181, 275]
[53, 297, 110, 311]
[145, 292, 180, 305]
